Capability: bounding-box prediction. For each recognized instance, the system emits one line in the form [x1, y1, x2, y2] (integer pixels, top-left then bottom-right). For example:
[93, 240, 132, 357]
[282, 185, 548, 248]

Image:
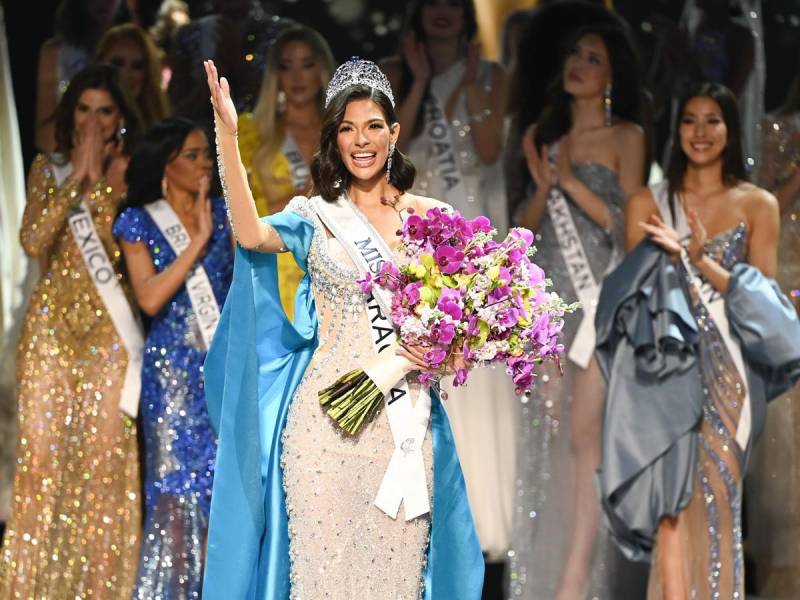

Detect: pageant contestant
[1, 64, 143, 598]
[382, 0, 508, 229]
[237, 24, 335, 319]
[202, 57, 482, 598]
[114, 117, 233, 598]
[598, 82, 800, 599]
[382, 0, 516, 559]
[511, 24, 646, 600]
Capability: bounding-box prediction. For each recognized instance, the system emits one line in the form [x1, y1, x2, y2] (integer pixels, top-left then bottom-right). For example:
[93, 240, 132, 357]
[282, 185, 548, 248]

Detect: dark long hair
[534, 23, 643, 152]
[124, 117, 199, 208]
[665, 82, 747, 204]
[395, 0, 479, 139]
[54, 64, 143, 157]
[310, 86, 416, 203]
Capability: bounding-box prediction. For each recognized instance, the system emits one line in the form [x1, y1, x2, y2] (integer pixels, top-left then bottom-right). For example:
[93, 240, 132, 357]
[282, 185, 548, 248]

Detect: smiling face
[100, 37, 147, 98]
[74, 88, 121, 143]
[679, 96, 728, 167]
[277, 40, 323, 107]
[163, 129, 213, 195]
[421, 0, 465, 41]
[562, 33, 612, 99]
[336, 98, 399, 183]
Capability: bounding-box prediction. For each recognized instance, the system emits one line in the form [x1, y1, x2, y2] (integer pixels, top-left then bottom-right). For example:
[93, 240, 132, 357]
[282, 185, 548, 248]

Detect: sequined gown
[745, 112, 800, 597]
[647, 223, 749, 599]
[277, 196, 432, 598]
[509, 161, 646, 598]
[0, 154, 141, 599]
[113, 197, 233, 599]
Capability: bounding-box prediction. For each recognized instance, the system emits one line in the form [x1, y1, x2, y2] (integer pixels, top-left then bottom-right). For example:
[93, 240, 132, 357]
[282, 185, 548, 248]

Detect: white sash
[651, 181, 751, 450]
[311, 195, 432, 521]
[546, 183, 599, 368]
[422, 91, 469, 210]
[59, 161, 143, 417]
[144, 199, 221, 350]
[281, 132, 310, 192]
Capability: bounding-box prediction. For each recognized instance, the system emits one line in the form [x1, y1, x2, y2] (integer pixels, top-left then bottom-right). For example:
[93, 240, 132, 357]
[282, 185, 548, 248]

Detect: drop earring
[603, 83, 613, 127]
[161, 177, 168, 199]
[386, 143, 395, 182]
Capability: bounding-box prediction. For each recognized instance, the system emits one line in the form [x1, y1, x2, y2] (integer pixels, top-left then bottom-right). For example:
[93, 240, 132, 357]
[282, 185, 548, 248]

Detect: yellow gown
[0, 154, 140, 599]
[237, 113, 305, 320]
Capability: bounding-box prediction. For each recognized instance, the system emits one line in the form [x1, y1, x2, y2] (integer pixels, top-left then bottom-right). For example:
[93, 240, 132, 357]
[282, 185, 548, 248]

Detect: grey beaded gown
[508, 160, 647, 598]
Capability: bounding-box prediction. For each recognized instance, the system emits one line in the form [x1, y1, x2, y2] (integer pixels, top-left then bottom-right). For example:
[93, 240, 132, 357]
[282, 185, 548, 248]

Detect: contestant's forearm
[216, 126, 284, 252]
[396, 80, 427, 151]
[132, 241, 206, 316]
[693, 254, 731, 294]
[464, 82, 502, 164]
[561, 177, 613, 231]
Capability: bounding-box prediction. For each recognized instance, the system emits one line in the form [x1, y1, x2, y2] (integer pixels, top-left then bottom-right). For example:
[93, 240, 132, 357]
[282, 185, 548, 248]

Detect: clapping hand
[194, 175, 214, 248]
[522, 126, 553, 194]
[640, 209, 706, 264]
[402, 32, 431, 83]
[72, 116, 107, 184]
[204, 59, 238, 137]
[462, 41, 480, 87]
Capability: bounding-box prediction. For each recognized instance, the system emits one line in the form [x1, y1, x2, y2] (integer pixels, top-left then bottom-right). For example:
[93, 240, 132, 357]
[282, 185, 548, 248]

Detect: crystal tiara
[324, 57, 395, 109]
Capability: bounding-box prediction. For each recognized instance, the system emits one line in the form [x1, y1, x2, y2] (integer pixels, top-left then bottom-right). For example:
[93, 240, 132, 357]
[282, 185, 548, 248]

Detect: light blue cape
[202, 211, 484, 599]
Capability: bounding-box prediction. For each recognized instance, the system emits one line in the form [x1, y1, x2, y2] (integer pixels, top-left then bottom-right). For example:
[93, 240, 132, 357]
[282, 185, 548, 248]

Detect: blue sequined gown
[113, 197, 233, 599]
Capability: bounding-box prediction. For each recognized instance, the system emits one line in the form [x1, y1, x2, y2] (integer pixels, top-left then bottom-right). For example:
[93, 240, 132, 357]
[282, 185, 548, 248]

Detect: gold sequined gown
[0, 154, 141, 599]
[278, 197, 432, 599]
[745, 112, 800, 597]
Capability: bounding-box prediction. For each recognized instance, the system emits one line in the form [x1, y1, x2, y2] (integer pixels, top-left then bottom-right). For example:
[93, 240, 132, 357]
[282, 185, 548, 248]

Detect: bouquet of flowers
[319, 207, 576, 434]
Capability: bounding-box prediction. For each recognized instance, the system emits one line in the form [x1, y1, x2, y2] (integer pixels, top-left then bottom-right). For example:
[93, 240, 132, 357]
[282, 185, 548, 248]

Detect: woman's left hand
[685, 209, 707, 264]
[462, 41, 480, 87]
[555, 136, 577, 191]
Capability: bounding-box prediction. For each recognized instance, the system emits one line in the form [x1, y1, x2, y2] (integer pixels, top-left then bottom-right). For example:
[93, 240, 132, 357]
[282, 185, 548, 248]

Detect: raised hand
[203, 59, 238, 136]
[555, 135, 577, 190]
[402, 32, 430, 83]
[522, 126, 552, 193]
[193, 175, 214, 248]
[462, 41, 480, 86]
[685, 209, 707, 264]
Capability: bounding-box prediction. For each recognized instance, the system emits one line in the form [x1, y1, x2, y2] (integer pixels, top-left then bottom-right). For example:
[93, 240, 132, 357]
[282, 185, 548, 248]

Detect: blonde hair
[251, 25, 335, 202]
[95, 23, 170, 130]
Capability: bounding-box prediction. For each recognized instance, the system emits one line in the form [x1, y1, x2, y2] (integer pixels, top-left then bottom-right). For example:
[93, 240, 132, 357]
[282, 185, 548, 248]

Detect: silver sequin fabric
[508, 162, 644, 599]
[278, 197, 432, 599]
[647, 223, 748, 600]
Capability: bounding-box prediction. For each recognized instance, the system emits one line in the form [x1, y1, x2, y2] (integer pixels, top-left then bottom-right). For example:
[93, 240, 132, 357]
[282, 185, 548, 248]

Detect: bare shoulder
[627, 185, 658, 213]
[612, 120, 645, 146]
[404, 192, 450, 214]
[737, 182, 778, 215]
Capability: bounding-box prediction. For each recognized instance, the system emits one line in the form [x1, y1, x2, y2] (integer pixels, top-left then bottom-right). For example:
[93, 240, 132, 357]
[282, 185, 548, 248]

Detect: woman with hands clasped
[595, 81, 800, 600]
[381, 0, 508, 226]
[113, 117, 233, 599]
[2, 64, 143, 598]
[200, 56, 482, 599]
[607, 82, 786, 600]
[511, 23, 647, 600]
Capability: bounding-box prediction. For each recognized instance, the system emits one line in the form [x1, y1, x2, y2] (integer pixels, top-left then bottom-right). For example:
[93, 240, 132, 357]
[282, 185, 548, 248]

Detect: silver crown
[324, 57, 395, 109]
